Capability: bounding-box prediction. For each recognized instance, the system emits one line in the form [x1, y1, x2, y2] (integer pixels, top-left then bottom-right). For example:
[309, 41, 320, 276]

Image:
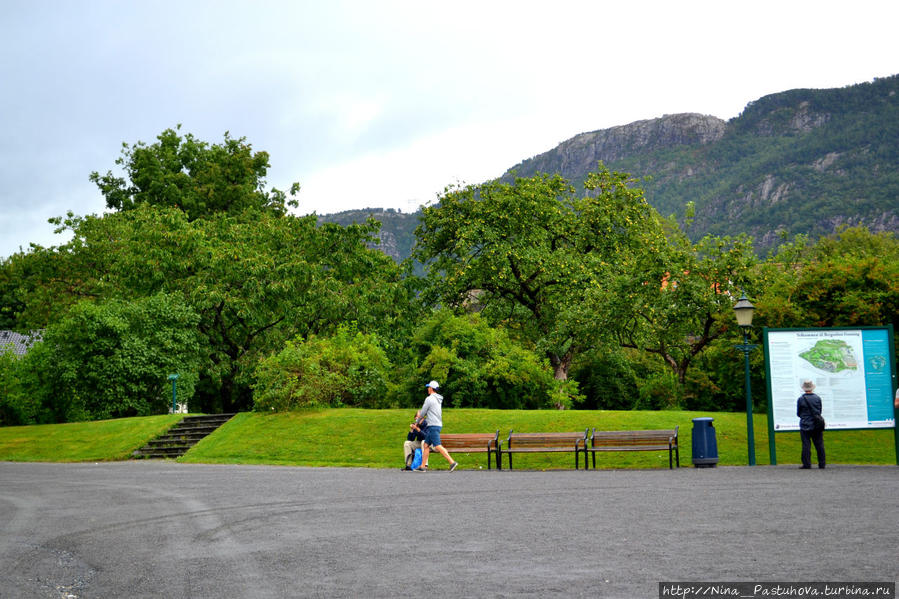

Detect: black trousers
[800, 429, 825, 468]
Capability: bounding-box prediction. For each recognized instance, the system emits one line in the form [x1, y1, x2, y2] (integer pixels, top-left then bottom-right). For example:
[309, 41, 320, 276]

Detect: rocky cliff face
[318, 208, 417, 264]
[505, 113, 726, 182]
[374, 229, 400, 261]
[750, 100, 830, 136]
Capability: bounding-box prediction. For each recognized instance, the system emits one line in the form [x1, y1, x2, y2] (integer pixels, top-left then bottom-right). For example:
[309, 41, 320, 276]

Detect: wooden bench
[499, 430, 588, 470]
[438, 431, 500, 470]
[586, 426, 680, 469]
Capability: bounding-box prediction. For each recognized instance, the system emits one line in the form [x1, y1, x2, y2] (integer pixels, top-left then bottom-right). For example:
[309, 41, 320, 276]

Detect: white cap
[426, 380, 440, 389]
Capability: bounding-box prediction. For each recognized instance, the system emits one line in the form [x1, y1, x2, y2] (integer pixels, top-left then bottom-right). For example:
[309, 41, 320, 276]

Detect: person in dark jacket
[797, 379, 825, 469]
[403, 411, 427, 470]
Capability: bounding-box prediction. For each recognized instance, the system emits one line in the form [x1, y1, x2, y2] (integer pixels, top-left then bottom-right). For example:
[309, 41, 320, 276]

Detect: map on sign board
[799, 339, 858, 373]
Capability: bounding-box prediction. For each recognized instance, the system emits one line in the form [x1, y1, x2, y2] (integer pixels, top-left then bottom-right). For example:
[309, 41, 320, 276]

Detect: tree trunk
[548, 351, 575, 409]
[549, 352, 572, 381]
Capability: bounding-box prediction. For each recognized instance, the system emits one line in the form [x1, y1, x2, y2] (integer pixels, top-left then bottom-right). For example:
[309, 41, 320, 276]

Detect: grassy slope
[181, 409, 897, 470]
[0, 414, 183, 462]
[1, 409, 895, 468]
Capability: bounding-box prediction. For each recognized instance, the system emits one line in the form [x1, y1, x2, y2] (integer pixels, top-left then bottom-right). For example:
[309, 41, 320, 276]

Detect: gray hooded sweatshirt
[419, 392, 443, 428]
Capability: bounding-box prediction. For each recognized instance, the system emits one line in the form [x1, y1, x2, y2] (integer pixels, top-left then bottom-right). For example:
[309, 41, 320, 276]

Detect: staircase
[132, 413, 236, 459]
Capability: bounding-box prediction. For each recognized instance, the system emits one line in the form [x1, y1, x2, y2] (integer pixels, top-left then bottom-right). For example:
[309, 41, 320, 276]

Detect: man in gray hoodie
[414, 380, 458, 472]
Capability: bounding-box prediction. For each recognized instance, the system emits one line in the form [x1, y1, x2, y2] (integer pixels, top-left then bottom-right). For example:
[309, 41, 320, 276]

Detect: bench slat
[436, 431, 500, 469]
[587, 426, 679, 469]
[440, 434, 498, 451]
[500, 430, 588, 470]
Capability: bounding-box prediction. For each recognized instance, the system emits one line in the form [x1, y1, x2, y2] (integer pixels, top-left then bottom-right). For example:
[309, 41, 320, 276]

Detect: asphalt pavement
[0, 461, 896, 598]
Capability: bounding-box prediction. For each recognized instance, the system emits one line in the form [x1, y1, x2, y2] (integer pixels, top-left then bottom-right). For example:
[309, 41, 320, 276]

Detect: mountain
[317, 208, 418, 263]
[503, 75, 899, 250]
[321, 75, 899, 258]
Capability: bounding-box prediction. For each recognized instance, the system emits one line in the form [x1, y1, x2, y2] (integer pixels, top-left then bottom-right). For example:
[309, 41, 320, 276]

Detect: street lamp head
[733, 292, 755, 328]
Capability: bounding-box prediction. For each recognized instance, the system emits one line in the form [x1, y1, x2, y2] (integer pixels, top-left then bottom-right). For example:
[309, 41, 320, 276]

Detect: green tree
[90, 126, 299, 220]
[22, 205, 413, 413]
[0, 349, 29, 425]
[570, 346, 642, 410]
[15, 294, 203, 422]
[611, 233, 758, 386]
[792, 227, 899, 330]
[414, 166, 667, 382]
[753, 227, 899, 331]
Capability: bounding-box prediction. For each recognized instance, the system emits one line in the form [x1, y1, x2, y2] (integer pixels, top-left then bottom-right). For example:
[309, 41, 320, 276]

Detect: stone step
[163, 425, 223, 436]
[145, 436, 207, 447]
[182, 414, 236, 422]
[131, 413, 235, 460]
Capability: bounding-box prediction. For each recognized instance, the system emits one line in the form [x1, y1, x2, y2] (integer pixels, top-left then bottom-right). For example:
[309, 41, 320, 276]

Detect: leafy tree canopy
[11, 205, 414, 413]
[414, 165, 668, 381]
[611, 231, 758, 384]
[90, 125, 299, 220]
[758, 226, 899, 331]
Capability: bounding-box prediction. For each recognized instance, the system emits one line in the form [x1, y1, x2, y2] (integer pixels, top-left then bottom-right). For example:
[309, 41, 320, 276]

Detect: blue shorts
[423, 426, 442, 448]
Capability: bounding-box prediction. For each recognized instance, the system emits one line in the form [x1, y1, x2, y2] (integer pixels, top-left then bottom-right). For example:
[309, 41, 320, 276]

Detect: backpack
[410, 447, 423, 470]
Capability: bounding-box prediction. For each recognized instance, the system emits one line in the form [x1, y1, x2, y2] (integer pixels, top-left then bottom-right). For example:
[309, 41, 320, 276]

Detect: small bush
[398, 311, 558, 409]
[570, 347, 641, 410]
[253, 327, 394, 411]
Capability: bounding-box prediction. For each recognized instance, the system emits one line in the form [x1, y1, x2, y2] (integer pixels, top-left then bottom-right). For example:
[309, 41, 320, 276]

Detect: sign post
[168, 374, 179, 414]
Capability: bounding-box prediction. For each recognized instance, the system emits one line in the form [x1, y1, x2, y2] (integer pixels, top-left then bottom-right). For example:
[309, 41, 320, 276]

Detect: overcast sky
[2, 0, 897, 258]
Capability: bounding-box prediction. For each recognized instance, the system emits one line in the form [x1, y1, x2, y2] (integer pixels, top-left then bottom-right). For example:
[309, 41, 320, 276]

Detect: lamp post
[168, 374, 179, 414]
[733, 292, 757, 466]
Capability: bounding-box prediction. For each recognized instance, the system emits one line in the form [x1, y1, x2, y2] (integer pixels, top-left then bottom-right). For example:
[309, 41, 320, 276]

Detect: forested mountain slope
[322, 75, 899, 257]
[503, 75, 899, 251]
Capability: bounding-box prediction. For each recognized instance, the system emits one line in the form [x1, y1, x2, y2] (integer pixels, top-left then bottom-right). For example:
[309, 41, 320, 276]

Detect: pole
[742, 329, 755, 466]
[735, 329, 758, 466]
[168, 374, 179, 414]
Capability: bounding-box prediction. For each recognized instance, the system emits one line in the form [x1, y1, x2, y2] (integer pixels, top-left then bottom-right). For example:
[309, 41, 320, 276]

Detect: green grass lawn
[0, 414, 183, 462]
[4, 409, 892, 469]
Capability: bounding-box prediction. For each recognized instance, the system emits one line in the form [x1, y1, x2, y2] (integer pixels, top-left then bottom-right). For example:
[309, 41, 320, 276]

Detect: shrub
[399, 311, 558, 409]
[253, 327, 394, 411]
[570, 347, 642, 410]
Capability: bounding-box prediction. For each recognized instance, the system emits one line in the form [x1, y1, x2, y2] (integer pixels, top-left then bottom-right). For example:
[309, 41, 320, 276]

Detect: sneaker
[413, 466, 428, 472]
[449, 462, 458, 472]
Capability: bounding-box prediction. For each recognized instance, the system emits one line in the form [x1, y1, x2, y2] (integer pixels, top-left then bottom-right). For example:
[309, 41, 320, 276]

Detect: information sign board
[764, 327, 896, 432]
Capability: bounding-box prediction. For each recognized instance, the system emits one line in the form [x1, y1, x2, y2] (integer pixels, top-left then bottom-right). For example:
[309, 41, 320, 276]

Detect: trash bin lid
[691, 417, 714, 423]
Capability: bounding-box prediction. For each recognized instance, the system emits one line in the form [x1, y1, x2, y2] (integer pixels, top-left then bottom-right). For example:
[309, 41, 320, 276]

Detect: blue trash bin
[691, 417, 718, 467]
